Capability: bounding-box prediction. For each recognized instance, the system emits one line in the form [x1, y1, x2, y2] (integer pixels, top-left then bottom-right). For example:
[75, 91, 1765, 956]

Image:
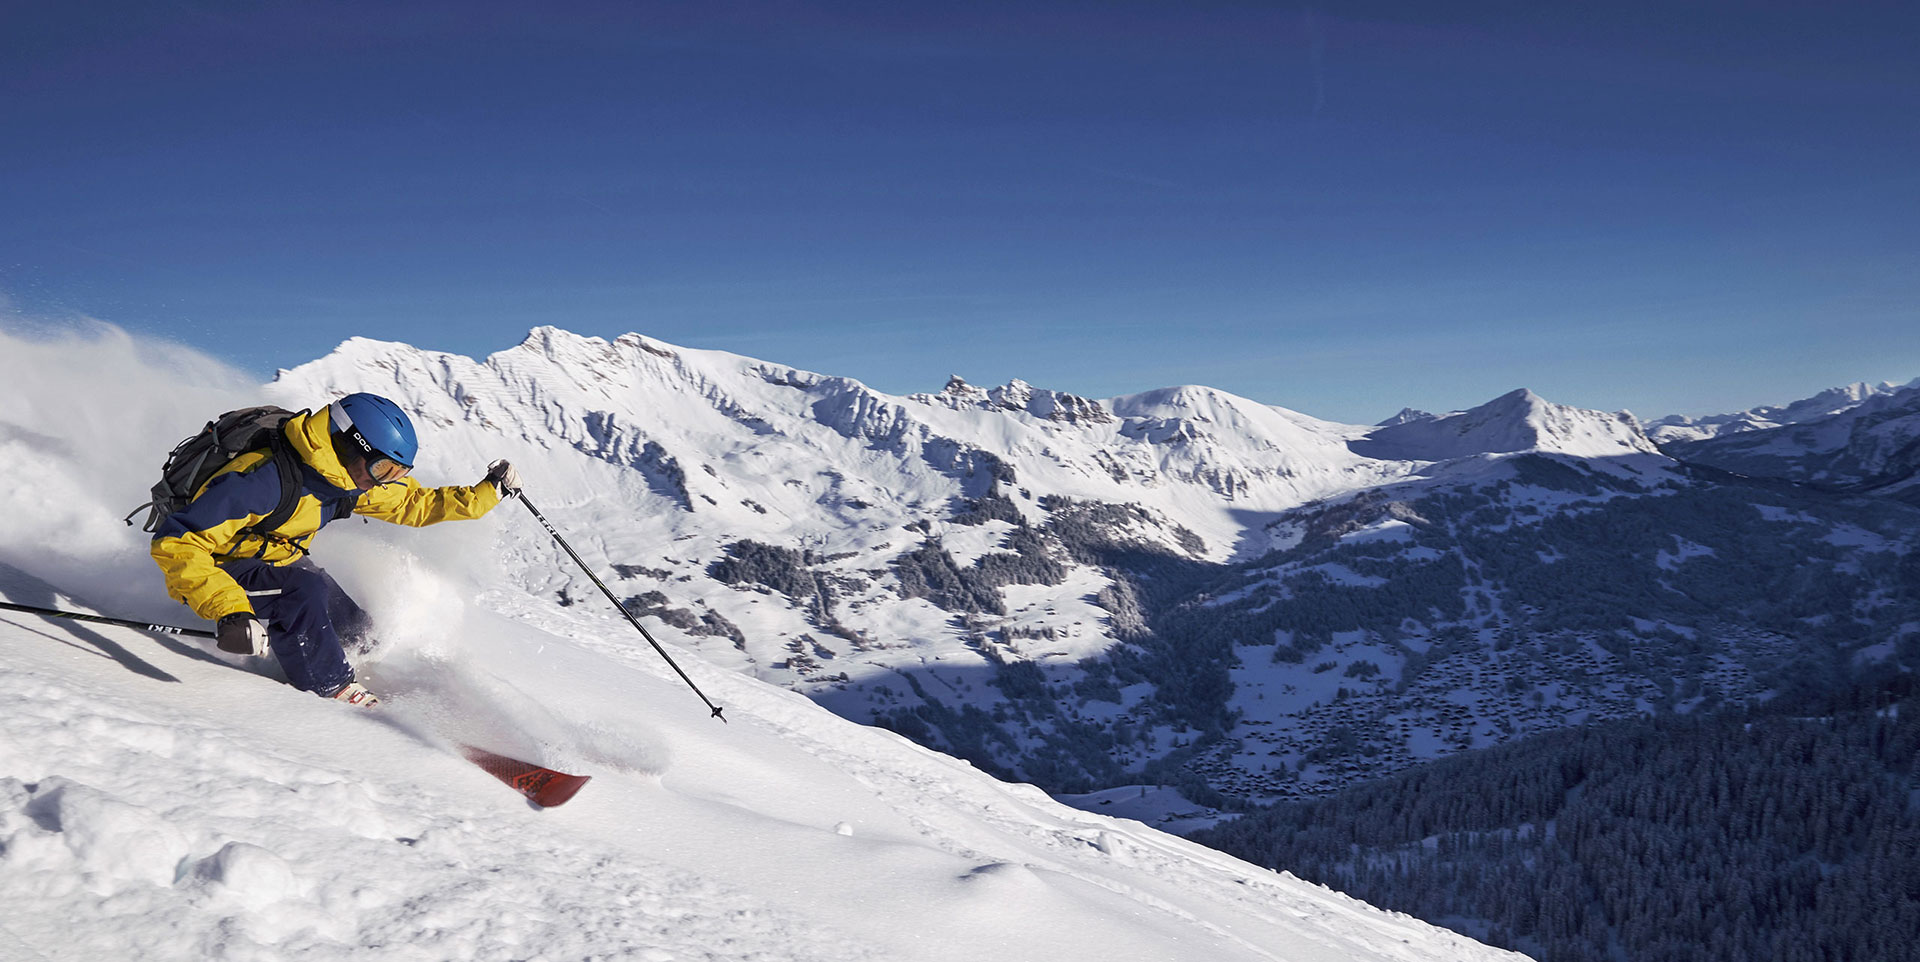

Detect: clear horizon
[4, 2, 1916, 423]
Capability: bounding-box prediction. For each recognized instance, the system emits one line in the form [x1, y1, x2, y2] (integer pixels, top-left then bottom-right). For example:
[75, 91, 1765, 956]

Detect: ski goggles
[365, 455, 412, 484]
[331, 414, 414, 485]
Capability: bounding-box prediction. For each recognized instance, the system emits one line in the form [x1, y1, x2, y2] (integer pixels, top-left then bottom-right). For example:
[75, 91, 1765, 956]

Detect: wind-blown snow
[0, 323, 1524, 961]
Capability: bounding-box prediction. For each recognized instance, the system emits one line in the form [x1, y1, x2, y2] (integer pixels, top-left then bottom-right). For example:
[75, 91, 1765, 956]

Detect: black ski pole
[512, 493, 727, 723]
[0, 600, 216, 639]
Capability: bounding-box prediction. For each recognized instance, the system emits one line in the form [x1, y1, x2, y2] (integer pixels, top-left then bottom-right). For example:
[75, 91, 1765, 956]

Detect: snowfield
[0, 323, 1526, 961]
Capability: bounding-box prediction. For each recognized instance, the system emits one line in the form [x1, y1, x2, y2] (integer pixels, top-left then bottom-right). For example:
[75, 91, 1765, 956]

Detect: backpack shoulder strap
[239, 422, 305, 541]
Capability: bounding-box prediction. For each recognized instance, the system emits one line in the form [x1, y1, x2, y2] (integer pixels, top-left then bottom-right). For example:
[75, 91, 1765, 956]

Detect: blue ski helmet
[328, 393, 418, 479]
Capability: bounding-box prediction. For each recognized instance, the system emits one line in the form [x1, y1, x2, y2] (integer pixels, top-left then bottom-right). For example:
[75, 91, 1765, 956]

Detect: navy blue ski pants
[221, 558, 373, 696]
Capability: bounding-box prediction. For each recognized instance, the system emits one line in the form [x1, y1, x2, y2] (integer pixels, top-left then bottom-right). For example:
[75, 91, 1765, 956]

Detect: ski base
[459, 745, 592, 807]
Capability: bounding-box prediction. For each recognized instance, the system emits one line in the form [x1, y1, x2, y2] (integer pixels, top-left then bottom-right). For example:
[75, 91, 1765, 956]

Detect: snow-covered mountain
[206, 328, 1911, 817]
[241, 332, 1691, 781]
[1347, 388, 1658, 462]
[0, 325, 1534, 961]
[1658, 381, 1920, 499]
[1644, 377, 1920, 444]
[261, 328, 1665, 575]
[264, 327, 1415, 564]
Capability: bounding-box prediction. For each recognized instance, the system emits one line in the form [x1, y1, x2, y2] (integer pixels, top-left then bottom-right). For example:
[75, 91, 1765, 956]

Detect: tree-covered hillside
[1193, 685, 1920, 962]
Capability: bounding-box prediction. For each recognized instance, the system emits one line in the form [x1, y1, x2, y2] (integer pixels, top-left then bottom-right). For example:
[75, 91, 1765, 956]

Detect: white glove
[216, 614, 270, 657]
[484, 459, 522, 497]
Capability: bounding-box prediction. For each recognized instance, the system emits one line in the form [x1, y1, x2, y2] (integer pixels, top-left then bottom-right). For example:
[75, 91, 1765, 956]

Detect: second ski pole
[0, 600, 216, 639]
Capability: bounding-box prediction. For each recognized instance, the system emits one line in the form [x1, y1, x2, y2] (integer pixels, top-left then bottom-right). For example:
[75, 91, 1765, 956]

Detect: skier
[149, 392, 521, 707]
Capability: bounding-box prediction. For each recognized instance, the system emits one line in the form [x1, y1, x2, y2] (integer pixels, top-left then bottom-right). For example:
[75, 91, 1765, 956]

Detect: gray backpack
[125, 406, 304, 536]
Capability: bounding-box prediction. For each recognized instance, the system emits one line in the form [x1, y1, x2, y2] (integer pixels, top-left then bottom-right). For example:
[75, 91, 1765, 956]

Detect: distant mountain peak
[1645, 376, 1920, 443]
[1492, 387, 1541, 403]
[1661, 380, 1920, 492]
[916, 375, 1113, 425]
[1379, 408, 1436, 427]
[1349, 388, 1658, 462]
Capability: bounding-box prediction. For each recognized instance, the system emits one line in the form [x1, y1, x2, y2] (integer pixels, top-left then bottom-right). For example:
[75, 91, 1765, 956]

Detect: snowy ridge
[1662, 380, 1920, 493]
[1644, 377, 1920, 444]
[271, 327, 1421, 561]
[1348, 388, 1659, 462]
[274, 329, 1663, 568]
[918, 375, 1115, 425]
[0, 324, 1527, 960]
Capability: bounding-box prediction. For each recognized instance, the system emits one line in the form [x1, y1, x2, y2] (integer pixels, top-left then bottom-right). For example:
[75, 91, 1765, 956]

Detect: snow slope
[0, 323, 1524, 961]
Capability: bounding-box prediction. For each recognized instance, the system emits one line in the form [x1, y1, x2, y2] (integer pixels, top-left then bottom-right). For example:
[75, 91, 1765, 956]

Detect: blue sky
[4, 1, 1916, 423]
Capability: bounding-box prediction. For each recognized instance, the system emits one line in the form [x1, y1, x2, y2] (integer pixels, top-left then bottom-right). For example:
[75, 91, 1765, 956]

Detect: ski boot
[329, 682, 381, 709]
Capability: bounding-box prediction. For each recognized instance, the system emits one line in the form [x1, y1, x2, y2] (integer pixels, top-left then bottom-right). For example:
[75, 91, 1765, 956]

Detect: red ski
[459, 745, 592, 808]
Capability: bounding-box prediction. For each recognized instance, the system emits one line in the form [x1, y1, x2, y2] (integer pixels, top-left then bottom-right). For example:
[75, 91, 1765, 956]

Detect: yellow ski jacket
[150, 407, 502, 621]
